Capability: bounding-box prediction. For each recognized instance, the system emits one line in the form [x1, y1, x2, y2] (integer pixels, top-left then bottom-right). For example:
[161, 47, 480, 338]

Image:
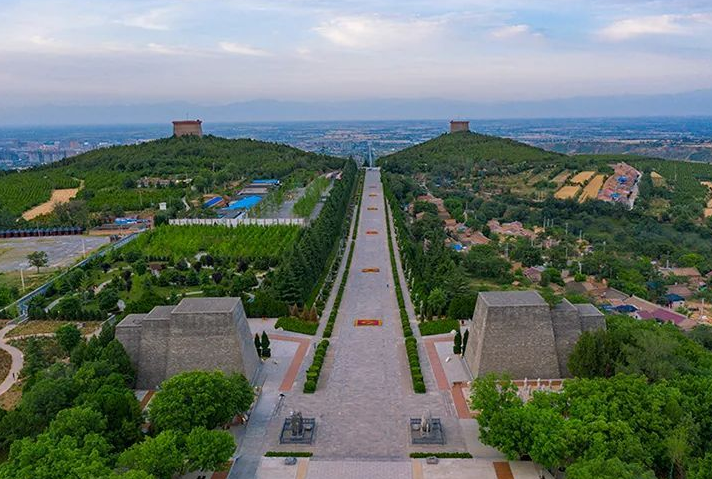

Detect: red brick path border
[270, 334, 311, 392]
[493, 462, 514, 479]
[211, 460, 233, 479]
[423, 337, 451, 391]
[451, 382, 471, 419]
[425, 337, 475, 419]
[139, 390, 155, 411]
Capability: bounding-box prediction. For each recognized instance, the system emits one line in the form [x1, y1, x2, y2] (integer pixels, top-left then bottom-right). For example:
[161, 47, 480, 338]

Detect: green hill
[379, 131, 566, 176]
[0, 135, 344, 226]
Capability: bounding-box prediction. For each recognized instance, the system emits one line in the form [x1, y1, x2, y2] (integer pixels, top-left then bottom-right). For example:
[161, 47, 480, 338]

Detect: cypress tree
[462, 329, 469, 356]
[453, 330, 462, 355]
[261, 331, 271, 358]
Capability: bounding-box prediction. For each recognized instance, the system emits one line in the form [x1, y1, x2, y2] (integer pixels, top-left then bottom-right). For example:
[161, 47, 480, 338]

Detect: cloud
[119, 8, 173, 31]
[219, 41, 271, 57]
[490, 24, 542, 40]
[146, 43, 196, 56]
[599, 13, 712, 41]
[313, 15, 442, 49]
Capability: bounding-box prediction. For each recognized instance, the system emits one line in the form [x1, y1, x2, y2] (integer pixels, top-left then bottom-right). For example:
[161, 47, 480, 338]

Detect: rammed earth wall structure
[116, 297, 259, 389]
[464, 291, 605, 379]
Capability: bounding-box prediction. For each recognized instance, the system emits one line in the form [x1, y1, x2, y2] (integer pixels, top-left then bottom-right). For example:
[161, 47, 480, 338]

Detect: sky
[1, 0, 712, 107]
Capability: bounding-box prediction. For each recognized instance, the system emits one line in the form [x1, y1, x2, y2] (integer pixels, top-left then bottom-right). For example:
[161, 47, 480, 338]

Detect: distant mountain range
[2, 89, 712, 126]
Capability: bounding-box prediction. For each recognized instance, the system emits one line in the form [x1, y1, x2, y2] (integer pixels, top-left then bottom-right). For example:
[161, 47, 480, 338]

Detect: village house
[524, 266, 545, 284]
[660, 266, 704, 287]
[487, 219, 536, 239]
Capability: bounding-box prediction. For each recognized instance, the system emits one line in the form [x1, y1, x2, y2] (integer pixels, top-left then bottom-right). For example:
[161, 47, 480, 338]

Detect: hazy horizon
[2, 89, 712, 126]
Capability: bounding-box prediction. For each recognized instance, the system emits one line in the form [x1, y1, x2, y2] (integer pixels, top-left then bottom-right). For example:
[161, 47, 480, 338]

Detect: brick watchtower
[172, 119, 203, 137]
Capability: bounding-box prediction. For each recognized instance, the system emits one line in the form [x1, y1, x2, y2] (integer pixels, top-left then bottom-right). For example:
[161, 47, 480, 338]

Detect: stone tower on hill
[116, 297, 259, 389]
[464, 291, 605, 379]
[449, 120, 470, 133]
[172, 119, 203, 137]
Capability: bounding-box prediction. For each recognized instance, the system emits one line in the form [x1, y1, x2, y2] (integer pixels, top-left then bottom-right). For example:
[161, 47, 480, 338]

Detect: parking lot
[0, 236, 109, 272]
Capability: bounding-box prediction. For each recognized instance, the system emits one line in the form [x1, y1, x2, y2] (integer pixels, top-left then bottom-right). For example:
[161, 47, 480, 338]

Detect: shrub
[265, 451, 314, 457]
[303, 380, 316, 393]
[419, 319, 460, 336]
[275, 316, 318, 335]
[409, 452, 472, 459]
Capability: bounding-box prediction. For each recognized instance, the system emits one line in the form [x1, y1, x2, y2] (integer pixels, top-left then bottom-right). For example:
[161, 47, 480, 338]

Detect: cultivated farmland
[579, 174, 607, 202]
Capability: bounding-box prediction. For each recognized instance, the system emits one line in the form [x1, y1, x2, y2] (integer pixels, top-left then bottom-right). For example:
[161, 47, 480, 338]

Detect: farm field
[0, 170, 80, 218]
[0, 235, 109, 272]
[551, 170, 571, 185]
[554, 185, 580, 199]
[579, 174, 606, 202]
[122, 224, 300, 262]
[21, 184, 82, 220]
[570, 170, 595, 185]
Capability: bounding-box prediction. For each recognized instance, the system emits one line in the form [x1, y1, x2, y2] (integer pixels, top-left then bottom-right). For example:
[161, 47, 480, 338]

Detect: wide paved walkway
[271, 168, 465, 461]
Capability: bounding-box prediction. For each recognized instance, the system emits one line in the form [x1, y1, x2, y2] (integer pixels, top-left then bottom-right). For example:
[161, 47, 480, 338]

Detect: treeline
[472, 316, 712, 479]
[269, 160, 358, 307]
[383, 174, 476, 321]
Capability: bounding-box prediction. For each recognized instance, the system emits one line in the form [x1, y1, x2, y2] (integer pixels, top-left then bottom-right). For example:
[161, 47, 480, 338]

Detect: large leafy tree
[184, 427, 235, 472]
[117, 430, 182, 479]
[149, 371, 253, 433]
[55, 324, 82, 355]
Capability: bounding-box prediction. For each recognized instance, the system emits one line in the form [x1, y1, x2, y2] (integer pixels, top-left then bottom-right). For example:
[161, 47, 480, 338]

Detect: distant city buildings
[172, 119, 203, 137]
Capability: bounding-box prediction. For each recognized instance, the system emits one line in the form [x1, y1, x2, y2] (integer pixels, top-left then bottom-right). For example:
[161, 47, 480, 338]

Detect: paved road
[0, 324, 24, 395]
[271, 168, 464, 460]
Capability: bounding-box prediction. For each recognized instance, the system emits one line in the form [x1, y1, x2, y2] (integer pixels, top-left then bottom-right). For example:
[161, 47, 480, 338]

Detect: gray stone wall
[115, 315, 142, 370]
[466, 292, 561, 379]
[166, 302, 259, 383]
[465, 291, 606, 380]
[137, 318, 170, 390]
[551, 300, 582, 378]
[116, 297, 260, 390]
[576, 304, 606, 332]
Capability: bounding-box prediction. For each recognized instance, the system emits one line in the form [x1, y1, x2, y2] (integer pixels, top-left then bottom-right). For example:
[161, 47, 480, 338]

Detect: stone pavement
[262, 168, 466, 462]
[254, 457, 547, 479]
[231, 168, 505, 479]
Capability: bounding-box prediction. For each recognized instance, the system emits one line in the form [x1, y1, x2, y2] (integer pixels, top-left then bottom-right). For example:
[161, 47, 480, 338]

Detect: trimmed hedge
[418, 319, 460, 336]
[409, 452, 473, 459]
[385, 195, 426, 393]
[275, 316, 318, 335]
[303, 170, 365, 393]
[303, 339, 329, 393]
[265, 451, 314, 457]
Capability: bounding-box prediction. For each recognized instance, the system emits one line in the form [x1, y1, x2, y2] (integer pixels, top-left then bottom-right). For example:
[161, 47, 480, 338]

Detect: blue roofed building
[203, 196, 224, 208]
[222, 195, 263, 211]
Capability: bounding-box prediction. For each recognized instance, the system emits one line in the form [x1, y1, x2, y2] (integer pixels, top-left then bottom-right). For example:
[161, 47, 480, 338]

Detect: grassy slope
[379, 131, 567, 173]
[0, 135, 344, 221]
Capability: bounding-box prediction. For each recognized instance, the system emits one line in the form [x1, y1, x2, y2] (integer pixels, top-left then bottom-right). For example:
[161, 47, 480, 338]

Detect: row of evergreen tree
[271, 160, 358, 306]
